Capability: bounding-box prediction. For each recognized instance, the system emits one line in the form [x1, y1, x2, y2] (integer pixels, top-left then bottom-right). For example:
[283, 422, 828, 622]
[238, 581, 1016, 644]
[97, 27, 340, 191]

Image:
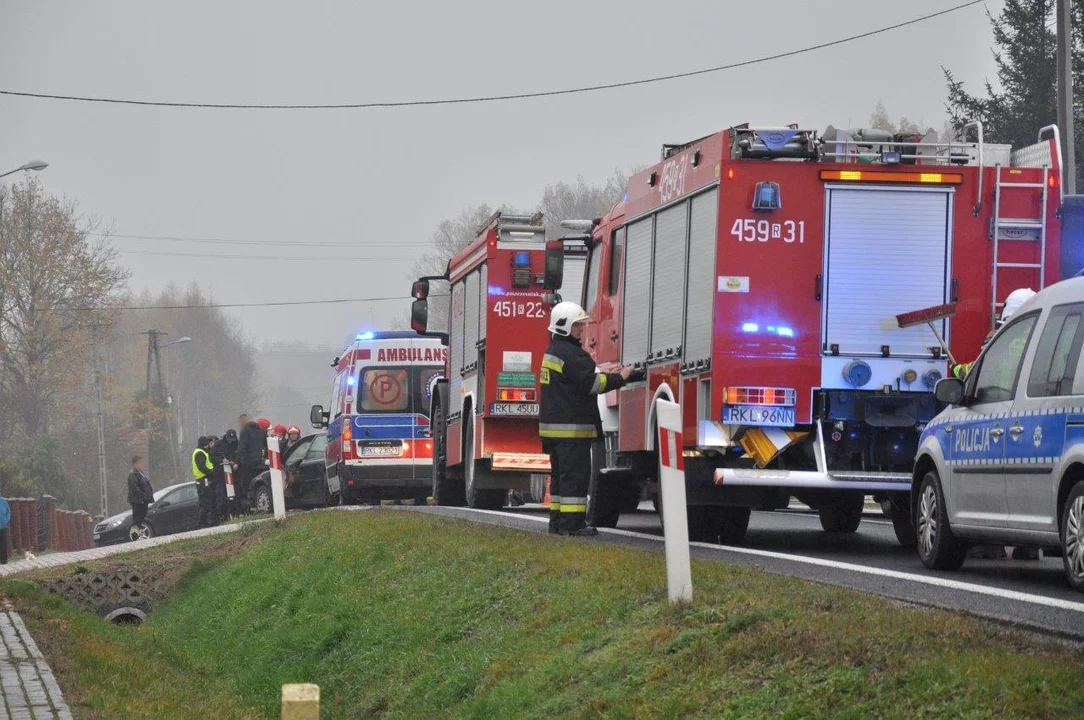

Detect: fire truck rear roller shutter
[622, 217, 654, 366]
[479, 264, 488, 343]
[823, 187, 952, 357]
[650, 202, 689, 359]
[684, 188, 719, 365]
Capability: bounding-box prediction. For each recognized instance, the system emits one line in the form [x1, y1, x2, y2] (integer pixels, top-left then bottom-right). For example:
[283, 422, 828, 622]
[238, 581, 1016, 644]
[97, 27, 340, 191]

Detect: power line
[117, 248, 421, 261]
[49, 294, 414, 312]
[95, 232, 435, 248]
[0, 2, 984, 111]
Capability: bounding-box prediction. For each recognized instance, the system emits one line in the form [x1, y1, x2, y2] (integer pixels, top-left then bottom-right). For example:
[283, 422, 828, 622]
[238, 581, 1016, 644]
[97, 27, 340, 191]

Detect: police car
[915, 277, 1084, 591]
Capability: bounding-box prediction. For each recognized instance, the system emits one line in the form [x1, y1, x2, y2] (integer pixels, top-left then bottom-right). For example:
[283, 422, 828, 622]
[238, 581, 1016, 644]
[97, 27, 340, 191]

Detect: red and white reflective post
[266, 436, 287, 520]
[223, 461, 236, 500]
[657, 399, 692, 604]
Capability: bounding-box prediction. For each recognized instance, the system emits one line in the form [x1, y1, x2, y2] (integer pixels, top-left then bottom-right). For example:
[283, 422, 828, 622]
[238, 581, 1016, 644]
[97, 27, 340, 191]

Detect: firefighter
[539, 302, 640, 536]
[193, 436, 217, 528]
[282, 425, 301, 456]
[951, 288, 1036, 379]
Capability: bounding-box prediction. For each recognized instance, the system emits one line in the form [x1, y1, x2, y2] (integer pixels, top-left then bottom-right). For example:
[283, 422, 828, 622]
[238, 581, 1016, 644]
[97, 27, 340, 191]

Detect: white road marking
[458, 508, 1084, 614]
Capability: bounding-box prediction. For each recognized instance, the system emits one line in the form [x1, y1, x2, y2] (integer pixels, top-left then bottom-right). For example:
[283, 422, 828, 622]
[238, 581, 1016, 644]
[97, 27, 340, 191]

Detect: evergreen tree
[943, 0, 1082, 182]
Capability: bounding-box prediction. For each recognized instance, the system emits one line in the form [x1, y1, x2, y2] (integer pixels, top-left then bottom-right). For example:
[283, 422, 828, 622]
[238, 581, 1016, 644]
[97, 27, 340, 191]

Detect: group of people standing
[124, 413, 302, 540]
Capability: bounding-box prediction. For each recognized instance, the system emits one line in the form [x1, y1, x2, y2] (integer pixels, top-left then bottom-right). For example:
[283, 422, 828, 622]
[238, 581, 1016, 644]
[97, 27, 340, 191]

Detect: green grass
[5, 510, 1084, 719]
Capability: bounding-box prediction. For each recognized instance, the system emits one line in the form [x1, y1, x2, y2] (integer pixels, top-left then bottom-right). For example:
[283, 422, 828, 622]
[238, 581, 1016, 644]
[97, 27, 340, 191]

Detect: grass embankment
[4, 510, 1084, 719]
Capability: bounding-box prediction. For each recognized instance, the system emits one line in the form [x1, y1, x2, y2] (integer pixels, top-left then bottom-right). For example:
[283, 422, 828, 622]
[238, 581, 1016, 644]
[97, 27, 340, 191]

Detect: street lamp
[0, 160, 49, 180]
[162, 336, 192, 349]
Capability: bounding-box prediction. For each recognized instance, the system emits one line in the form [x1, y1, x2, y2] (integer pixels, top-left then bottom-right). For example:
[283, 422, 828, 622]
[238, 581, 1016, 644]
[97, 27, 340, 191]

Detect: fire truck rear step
[714, 468, 912, 492]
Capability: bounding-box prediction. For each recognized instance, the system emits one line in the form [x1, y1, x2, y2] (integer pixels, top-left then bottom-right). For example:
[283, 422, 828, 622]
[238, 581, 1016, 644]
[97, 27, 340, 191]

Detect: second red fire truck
[411, 212, 580, 509]
[551, 121, 1063, 545]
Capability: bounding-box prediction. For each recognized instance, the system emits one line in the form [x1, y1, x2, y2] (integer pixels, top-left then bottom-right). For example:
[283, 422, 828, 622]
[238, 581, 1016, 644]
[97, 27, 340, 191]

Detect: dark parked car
[92, 482, 200, 546]
[251, 434, 332, 513]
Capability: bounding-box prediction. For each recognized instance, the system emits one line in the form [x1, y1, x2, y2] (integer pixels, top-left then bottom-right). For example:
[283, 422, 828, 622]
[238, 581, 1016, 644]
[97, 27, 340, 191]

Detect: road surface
[410, 503, 1084, 641]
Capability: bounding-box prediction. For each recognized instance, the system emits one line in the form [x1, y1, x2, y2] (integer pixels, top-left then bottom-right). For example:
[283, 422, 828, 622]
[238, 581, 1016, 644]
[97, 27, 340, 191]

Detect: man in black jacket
[211, 431, 234, 522]
[539, 302, 638, 536]
[235, 414, 269, 515]
[126, 455, 154, 540]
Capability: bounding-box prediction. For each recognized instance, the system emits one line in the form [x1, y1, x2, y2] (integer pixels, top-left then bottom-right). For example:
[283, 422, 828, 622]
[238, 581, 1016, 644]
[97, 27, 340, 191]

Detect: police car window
[1027, 304, 1084, 397]
[584, 244, 603, 312]
[359, 367, 410, 413]
[972, 314, 1038, 404]
[305, 435, 328, 462]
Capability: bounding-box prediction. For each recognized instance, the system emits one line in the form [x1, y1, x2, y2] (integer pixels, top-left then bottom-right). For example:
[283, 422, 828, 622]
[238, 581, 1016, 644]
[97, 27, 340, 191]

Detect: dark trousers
[238, 464, 261, 514]
[546, 442, 591, 533]
[130, 503, 148, 539]
[0, 529, 7, 564]
[196, 481, 216, 528]
[213, 480, 228, 522]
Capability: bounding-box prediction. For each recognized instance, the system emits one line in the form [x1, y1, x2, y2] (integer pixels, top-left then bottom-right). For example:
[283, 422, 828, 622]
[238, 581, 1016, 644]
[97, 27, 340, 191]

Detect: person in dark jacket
[0, 496, 10, 564]
[211, 432, 234, 522]
[235, 415, 269, 515]
[192, 436, 217, 528]
[126, 455, 154, 540]
[539, 302, 639, 536]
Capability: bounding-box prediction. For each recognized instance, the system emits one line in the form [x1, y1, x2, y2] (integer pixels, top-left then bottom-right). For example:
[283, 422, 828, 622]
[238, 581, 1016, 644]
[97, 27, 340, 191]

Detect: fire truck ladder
[989, 163, 1050, 325]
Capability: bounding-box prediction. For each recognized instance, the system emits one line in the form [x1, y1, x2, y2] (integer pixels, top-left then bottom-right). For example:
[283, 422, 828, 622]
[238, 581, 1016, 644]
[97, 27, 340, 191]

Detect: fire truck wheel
[817, 495, 863, 533]
[431, 400, 465, 507]
[717, 507, 751, 545]
[687, 506, 750, 544]
[464, 420, 504, 510]
[587, 443, 620, 528]
[917, 470, 968, 571]
[890, 498, 917, 549]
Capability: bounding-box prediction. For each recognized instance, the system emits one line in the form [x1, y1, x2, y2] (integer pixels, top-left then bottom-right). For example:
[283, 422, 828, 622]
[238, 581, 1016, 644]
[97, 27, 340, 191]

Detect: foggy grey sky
[1, 0, 1003, 348]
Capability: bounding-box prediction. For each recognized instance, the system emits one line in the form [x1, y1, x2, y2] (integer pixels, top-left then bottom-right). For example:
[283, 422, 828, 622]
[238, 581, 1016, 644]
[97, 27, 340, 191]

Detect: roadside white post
[267, 437, 287, 520]
[656, 399, 692, 604]
[223, 461, 236, 500]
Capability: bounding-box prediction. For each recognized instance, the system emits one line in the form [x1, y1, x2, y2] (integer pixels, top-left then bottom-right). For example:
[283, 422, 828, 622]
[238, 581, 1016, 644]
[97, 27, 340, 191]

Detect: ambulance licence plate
[491, 402, 539, 417]
[722, 405, 796, 428]
[359, 443, 402, 457]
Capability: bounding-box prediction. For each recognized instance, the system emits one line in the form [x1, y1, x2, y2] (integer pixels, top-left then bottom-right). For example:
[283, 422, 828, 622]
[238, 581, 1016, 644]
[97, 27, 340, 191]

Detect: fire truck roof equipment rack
[662, 133, 714, 159]
[730, 123, 818, 161]
[476, 211, 546, 237]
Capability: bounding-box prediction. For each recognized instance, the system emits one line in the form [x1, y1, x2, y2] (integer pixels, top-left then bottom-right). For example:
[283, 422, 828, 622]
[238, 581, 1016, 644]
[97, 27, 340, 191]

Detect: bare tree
[538, 169, 631, 238]
[0, 180, 128, 436]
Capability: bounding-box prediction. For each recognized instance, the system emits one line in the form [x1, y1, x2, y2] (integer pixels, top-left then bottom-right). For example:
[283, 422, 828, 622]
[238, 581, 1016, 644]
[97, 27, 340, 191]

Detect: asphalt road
[408, 503, 1084, 641]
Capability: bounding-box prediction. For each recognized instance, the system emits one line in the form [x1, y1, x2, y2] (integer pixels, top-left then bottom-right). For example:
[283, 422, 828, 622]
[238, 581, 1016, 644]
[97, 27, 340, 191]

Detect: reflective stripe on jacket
[539, 334, 626, 443]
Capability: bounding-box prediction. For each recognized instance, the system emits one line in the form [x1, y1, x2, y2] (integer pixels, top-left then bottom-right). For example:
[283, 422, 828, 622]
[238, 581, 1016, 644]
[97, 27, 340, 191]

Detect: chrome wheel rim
[1066, 495, 1084, 582]
[917, 482, 938, 559]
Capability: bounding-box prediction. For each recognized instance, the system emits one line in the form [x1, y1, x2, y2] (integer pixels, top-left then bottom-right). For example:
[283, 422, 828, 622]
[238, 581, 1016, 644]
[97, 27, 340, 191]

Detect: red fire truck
[410, 212, 572, 509]
[555, 122, 1063, 545]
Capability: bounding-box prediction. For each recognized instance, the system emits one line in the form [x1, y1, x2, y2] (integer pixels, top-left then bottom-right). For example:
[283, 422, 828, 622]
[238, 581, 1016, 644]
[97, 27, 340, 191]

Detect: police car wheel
[916, 470, 967, 571]
[1061, 482, 1084, 592]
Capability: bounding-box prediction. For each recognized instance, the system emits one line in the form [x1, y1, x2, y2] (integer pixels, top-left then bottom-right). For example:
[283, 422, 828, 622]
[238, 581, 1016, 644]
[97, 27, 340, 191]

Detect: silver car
[913, 277, 1084, 592]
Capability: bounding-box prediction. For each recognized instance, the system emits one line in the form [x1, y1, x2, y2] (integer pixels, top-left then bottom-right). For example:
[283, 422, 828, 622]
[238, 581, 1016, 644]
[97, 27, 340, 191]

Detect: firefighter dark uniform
[192, 438, 217, 528]
[539, 321, 630, 535]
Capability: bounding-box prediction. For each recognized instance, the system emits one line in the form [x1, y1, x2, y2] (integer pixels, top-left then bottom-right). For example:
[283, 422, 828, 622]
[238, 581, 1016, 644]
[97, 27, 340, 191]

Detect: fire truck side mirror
[411, 298, 429, 334]
[544, 241, 564, 290]
[411, 280, 430, 300]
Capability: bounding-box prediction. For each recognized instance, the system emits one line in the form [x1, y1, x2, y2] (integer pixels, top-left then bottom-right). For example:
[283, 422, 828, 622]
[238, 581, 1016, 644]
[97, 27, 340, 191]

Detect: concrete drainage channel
[39, 568, 163, 626]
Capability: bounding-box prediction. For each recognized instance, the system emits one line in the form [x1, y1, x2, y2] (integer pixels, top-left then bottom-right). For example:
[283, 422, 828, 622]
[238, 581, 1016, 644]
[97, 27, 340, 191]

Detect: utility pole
[1057, 0, 1076, 193]
[92, 327, 109, 519]
[140, 329, 182, 482]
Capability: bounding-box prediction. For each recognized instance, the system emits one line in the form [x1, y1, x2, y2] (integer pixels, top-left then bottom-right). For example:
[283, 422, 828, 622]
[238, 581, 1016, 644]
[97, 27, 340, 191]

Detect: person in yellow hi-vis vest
[192, 436, 217, 528]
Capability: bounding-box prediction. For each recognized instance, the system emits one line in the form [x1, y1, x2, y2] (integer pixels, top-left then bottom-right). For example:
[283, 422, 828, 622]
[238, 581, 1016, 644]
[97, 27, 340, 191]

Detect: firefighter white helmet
[548, 301, 589, 336]
[1000, 288, 1037, 324]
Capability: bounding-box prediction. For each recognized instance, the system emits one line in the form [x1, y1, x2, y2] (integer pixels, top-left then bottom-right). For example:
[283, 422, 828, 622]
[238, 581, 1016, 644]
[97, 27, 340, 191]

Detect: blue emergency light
[513, 251, 530, 266]
[356, 331, 375, 341]
[752, 181, 781, 211]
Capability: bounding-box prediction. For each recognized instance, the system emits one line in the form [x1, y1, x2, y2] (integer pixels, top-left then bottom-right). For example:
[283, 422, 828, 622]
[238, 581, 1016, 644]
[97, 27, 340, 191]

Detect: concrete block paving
[0, 603, 71, 720]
